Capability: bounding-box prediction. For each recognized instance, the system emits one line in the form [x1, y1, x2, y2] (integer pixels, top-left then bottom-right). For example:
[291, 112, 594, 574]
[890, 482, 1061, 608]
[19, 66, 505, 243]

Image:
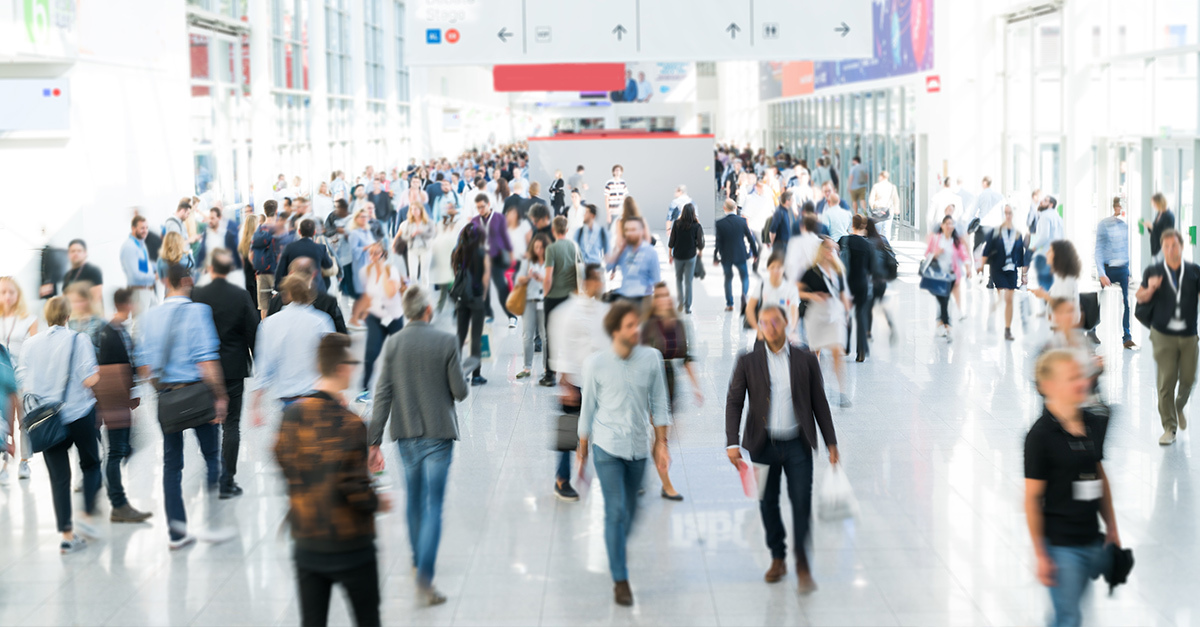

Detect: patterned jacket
[275, 391, 379, 554]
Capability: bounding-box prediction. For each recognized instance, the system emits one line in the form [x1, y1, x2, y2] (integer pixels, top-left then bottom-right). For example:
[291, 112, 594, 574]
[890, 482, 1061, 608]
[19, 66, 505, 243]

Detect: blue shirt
[134, 296, 220, 384]
[575, 222, 609, 265]
[608, 241, 661, 298]
[1095, 215, 1130, 275]
[254, 303, 334, 399]
[120, 236, 156, 287]
[578, 345, 671, 460]
[17, 326, 99, 424]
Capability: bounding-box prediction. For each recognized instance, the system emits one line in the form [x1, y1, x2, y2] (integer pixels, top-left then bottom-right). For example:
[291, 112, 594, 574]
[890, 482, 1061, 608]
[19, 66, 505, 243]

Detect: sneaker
[1086, 330, 1101, 345]
[347, 321, 366, 332]
[508, 318, 517, 329]
[1159, 429, 1177, 445]
[538, 374, 556, 387]
[838, 394, 852, 408]
[485, 316, 495, 324]
[1123, 339, 1137, 349]
[219, 483, 244, 500]
[515, 369, 531, 379]
[74, 518, 103, 540]
[111, 504, 153, 523]
[169, 535, 197, 551]
[60, 537, 87, 554]
[554, 481, 580, 502]
[18, 460, 30, 480]
[471, 375, 488, 386]
[418, 586, 447, 607]
[355, 391, 371, 404]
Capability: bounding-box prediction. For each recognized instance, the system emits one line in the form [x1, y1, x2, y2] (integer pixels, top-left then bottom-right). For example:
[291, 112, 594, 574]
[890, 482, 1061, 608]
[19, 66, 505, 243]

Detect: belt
[1104, 262, 1128, 268]
[131, 285, 155, 290]
[159, 381, 202, 392]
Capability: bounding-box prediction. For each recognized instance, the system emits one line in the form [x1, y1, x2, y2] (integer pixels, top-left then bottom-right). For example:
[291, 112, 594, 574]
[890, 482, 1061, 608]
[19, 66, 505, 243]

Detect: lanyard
[1165, 264, 1185, 320]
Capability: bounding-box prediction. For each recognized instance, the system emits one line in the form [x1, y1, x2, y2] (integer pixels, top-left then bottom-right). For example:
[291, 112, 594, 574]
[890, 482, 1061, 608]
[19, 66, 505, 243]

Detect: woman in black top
[667, 204, 704, 314]
[838, 215, 874, 362]
[1024, 349, 1120, 627]
[980, 204, 1026, 341]
[864, 219, 897, 344]
[452, 223, 490, 385]
[549, 170, 566, 216]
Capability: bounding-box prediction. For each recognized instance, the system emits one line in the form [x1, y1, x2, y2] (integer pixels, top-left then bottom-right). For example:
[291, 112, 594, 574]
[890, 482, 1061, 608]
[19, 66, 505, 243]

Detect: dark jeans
[363, 315, 404, 390]
[846, 288, 871, 358]
[759, 436, 814, 562]
[163, 421, 221, 540]
[558, 390, 580, 482]
[43, 408, 102, 533]
[221, 378, 244, 487]
[592, 444, 647, 582]
[722, 259, 750, 307]
[456, 301, 485, 377]
[935, 280, 957, 326]
[487, 257, 515, 321]
[543, 296, 568, 376]
[339, 262, 358, 299]
[297, 559, 381, 627]
[1104, 264, 1132, 341]
[105, 426, 132, 508]
[396, 438, 453, 586]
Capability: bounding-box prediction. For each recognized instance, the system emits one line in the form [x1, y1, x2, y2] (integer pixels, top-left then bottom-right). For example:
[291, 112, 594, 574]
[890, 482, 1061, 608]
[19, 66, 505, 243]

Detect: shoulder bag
[156, 305, 216, 434]
[918, 257, 955, 298]
[506, 278, 528, 316]
[1134, 265, 1162, 329]
[21, 334, 76, 453]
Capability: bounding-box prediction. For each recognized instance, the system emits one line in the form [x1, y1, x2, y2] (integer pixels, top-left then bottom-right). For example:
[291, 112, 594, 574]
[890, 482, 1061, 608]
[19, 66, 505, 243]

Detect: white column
[1061, 0, 1099, 270]
[248, 0, 276, 204]
[351, 0, 369, 173]
[309, 0, 331, 187]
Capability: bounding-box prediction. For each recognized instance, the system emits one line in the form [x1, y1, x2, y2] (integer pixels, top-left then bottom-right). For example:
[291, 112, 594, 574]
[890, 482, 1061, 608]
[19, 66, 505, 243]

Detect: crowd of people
[0, 139, 1176, 626]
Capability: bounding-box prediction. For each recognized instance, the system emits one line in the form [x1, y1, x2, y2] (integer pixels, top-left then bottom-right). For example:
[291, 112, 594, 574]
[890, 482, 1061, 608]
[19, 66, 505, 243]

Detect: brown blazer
[725, 341, 836, 462]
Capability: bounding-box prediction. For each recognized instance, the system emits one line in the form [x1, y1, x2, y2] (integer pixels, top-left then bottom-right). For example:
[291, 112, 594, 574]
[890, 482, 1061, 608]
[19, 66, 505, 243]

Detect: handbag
[1135, 265, 1161, 329]
[1079, 292, 1101, 330]
[20, 335, 76, 454]
[918, 257, 955, 297]
[694, 261, 706, 280]
[506, 281, 528, 316]
[552, 413, 579, 452]
[318, 236, 340, 278]
[156, 305, 216, 434]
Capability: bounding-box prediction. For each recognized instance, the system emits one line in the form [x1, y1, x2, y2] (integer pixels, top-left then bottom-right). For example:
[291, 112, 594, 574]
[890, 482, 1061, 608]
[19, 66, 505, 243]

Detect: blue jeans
[396, 438, 453, 586]
[759, 436, 814, 561]
[363, 314, 403, 391]
[1034, 253, 1054, 291]
[1103, 264, 1132, 341]
[105, 427, 132, 508]
[722, 260, 750, 307]
[1045, 542, 1111, 627]
[591, 445, 647, 582]
[674, 257, 697, 310]
[163, 422, 221, 540]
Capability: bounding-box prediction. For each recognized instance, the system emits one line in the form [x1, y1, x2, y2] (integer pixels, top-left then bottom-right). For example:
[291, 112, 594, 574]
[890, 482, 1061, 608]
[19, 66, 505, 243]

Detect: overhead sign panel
[406, 0, 872, 66]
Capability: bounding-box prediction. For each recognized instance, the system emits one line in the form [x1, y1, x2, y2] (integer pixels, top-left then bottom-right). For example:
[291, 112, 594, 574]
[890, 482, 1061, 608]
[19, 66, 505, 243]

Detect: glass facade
[271, 0, 309, 91]
[364, 0, 386, 101]
[326, 0, 352, 96]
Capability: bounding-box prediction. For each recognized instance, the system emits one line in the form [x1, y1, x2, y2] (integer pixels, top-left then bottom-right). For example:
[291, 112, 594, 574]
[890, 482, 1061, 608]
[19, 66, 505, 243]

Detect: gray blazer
[369, 321, 469, 445]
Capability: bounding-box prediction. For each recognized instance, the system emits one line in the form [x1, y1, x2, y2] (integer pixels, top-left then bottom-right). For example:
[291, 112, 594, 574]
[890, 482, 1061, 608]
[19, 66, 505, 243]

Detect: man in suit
[190, 248, 258, 499]
[274, 218, 334, 294]
[368, 285, 469, 607]
[266, 258, 347, 335]
[725, 304, 839, 594]
[713, 198, 759, 312]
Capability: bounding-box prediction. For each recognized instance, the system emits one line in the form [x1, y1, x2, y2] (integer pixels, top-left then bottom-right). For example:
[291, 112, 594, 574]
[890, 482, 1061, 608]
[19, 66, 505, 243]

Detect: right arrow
[612, 24, 627, 41]
[497, 27, 513, 42]
[834, 22, 850, 37]
[726, 23, 741, 39]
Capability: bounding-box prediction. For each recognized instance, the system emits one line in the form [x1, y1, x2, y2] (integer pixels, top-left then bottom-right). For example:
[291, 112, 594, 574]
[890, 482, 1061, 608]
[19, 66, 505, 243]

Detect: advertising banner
[606, 62, 694, 103]
[813, 0, 933, 89]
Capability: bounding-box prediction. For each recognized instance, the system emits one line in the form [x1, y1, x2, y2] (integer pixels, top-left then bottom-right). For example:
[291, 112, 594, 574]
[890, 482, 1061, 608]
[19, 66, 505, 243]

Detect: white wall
[0, 0, 191, 307]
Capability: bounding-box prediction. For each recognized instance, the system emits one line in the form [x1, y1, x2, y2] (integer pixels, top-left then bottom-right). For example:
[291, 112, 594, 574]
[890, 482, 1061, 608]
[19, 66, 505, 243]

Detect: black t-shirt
[1140, 262, 1200, 336]
[62, 263, 103, 292]
[1024, 408, 1108, 547]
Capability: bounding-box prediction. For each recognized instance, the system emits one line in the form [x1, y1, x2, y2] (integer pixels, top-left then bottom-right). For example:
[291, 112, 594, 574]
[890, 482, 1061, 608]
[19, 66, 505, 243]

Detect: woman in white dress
[0, 276, 38, 480]
[798, 239, 852, 407]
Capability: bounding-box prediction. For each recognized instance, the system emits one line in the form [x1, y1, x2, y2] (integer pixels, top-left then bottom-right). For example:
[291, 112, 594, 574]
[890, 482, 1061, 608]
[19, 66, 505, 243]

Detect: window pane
[190, 33, 210, 80]
[1155, 54, 1198, 135]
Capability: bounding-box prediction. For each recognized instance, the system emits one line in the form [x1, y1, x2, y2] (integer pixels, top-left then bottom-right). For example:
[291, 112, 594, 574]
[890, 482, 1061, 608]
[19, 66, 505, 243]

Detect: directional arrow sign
[725, 23, 741, 39]
[497, 27, 513, 42]
[834, 22, 850, 37]
[612, 24, 627, 41]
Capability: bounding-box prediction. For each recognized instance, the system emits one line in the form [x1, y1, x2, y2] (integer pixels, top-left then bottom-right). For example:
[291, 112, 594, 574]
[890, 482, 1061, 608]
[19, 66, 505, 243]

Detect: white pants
[408, 247, 434, 288]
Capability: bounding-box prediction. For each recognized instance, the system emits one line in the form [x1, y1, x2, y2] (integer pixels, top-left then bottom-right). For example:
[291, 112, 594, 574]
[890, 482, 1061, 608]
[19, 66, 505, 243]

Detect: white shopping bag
[817, 465, 858, 522]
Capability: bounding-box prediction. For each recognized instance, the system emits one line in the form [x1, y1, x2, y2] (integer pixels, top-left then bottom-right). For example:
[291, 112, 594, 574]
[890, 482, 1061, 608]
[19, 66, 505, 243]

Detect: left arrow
[612, 24, 627, 41]
[498, 27, 513, 42]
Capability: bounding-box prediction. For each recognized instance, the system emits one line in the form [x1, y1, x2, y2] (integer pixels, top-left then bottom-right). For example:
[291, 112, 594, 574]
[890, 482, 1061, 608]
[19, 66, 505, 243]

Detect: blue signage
[426, 28, 442, 44]
[814, 0, 934, 89]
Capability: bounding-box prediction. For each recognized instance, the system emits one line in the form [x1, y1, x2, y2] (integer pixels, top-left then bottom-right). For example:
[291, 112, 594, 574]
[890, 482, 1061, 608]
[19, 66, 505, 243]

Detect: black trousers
[543, 296, 568, 375]
[43, 408, 102, 533]
[846, 288, 871, 359]
[456, 301, 485, 376]
[297, 558, 380, 627]
[759, 436, 813, 563]
[220, 378, 245, 487]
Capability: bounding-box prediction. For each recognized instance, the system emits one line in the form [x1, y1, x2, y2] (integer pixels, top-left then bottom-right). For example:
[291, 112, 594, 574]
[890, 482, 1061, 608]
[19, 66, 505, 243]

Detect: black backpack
[877, 240, 899, 281]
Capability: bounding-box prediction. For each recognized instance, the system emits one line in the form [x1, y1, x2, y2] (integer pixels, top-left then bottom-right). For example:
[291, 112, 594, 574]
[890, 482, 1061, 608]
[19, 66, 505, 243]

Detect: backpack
[877, 240, 899, 281]
[250, 225, 277, 274]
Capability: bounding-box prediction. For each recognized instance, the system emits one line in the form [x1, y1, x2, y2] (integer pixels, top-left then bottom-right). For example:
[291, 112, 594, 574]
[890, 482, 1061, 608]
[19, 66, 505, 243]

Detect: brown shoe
[1005, 328, 1015, 341]
[614, 580, 633, 606]
[797, 570, 818, 595]
[110, 504, 153, 523]
[1124, 339, 1137, 349]
[764, 559, 787, 583]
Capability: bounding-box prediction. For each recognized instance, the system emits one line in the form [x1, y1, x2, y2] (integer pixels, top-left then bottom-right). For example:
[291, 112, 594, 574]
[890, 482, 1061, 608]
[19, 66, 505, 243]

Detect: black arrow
[497, 27, 513, 42]
[726, 23, 741, 39]
[612, 24, 627, 40]
[834, 22, 850, 37]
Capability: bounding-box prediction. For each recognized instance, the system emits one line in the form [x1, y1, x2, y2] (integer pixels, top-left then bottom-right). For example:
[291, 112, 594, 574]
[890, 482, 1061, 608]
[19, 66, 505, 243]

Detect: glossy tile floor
[0, 233, 1196, 627]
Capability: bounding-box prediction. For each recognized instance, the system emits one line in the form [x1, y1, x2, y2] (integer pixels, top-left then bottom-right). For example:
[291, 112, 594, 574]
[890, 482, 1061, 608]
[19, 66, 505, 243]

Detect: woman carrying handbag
[923, 216, 970, 341]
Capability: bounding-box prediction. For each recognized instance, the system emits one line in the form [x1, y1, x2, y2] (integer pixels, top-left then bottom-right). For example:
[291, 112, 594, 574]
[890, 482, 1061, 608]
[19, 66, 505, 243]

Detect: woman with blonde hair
[358, 242, 406, 402]
[157, 231, 195, 282]
[238, 210, 261, 297]
[347, 207, 376, 327]
[399, 202, 435, 287]
[0, 276, 37, 481]
[799, 238, 852, 407]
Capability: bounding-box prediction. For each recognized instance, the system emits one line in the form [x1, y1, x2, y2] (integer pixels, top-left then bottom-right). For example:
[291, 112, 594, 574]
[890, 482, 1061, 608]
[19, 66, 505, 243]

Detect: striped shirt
[604, 177, 628, 216]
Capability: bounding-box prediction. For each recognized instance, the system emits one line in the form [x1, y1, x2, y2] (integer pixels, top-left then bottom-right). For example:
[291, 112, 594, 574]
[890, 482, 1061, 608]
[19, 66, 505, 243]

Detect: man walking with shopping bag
[725, 304, 839, 594]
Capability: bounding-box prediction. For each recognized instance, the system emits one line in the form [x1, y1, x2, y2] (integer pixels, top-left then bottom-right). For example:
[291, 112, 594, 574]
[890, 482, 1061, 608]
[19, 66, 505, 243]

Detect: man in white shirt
[867, 171, 900, 240]
[821, 192, 853, 243]
[973, 176, 1006, 227]
[250, 275, 334, 425]
[927, 177, 962, 234]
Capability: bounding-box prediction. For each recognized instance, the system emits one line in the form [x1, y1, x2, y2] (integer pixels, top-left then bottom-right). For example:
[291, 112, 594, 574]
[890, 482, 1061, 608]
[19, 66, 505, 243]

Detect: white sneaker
[74, 518, 103, 540]
[0, 465, 8, 483]
[18, 461, 30, 480]
[169, 535, 197, 550]
[1159, 429, 1177, 445]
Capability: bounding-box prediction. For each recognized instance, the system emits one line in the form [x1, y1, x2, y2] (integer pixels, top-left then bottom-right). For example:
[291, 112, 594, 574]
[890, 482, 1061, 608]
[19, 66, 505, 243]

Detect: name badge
[1073, 479, 1103, 501]
[1169, 318, 1187, 331]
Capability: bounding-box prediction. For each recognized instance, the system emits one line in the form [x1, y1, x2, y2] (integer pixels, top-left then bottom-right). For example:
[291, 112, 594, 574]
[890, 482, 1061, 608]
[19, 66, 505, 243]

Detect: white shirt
[1, 314, 37, 368]
[313, 194, 334, 221]
[928, 188, 962, 228]
[549, 293, 609, 378]
[1030, 208, 1066, 253]
[785, 232, 822, 284]
[253, 303, 334, 399]
[1048, 275, 1081, 324]
[204, 223, 225, 264]
[756, 278, 801, 321]
[508, 222, 532, 261]
[365, 264, 405, 326]
[742, 190, 775, 235]
[766, 344, 799, 440]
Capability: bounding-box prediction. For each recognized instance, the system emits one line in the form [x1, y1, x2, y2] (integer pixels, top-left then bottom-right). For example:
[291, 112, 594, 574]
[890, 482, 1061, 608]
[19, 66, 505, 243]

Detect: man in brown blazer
[726, 304, 839, 594]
